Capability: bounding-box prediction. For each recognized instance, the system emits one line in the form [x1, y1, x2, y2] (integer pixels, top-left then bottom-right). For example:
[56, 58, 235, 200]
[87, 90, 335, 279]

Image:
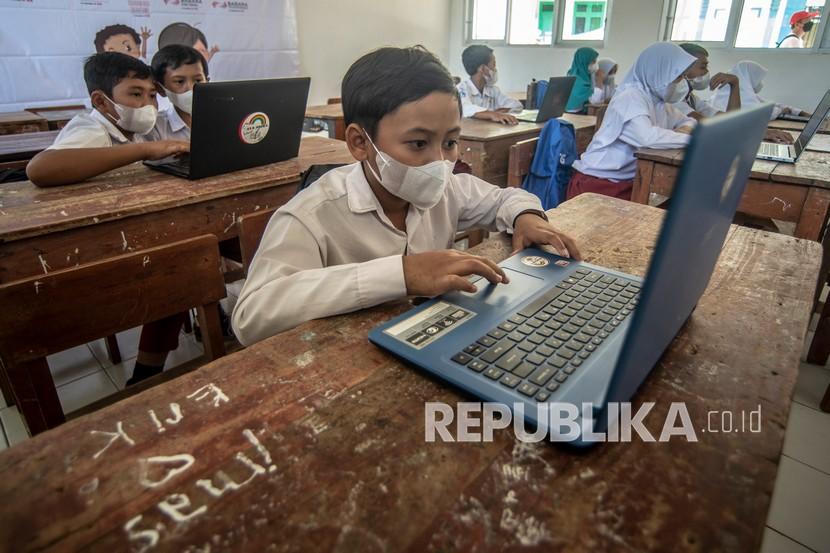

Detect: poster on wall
[0, 0, 300, 110]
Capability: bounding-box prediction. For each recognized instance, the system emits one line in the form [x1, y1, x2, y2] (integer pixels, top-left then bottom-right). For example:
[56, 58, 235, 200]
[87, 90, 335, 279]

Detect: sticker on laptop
[521, 255, 549, 268]
[239, 112, 270, 145]
[554, 260, 570, 267]
[383, 301, 475, 350]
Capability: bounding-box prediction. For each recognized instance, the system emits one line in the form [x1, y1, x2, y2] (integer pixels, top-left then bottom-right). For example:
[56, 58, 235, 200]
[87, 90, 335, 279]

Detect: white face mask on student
[484, 67, 498, 86]
[689, 73, 710, 91]
[663, 80, 690, 103]
[754, 82, 764, 94]
[164, 87, 194, 115]
[588, 63, 599, 74]
[104, 96, 157, 135]
[363, 130, 453, 210]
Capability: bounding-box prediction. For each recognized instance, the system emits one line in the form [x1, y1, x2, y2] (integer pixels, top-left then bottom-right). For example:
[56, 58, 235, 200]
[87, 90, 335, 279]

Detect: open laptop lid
[602, 103, 774, 407]
[793, 89, 830, 158]
[537, 76, 576, 121]
[188, 77, 310, 179]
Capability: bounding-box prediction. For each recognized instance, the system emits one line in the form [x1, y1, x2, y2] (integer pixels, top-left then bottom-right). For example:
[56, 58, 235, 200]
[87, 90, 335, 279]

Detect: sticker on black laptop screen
[239, 112, 270, 144]
[383, 301, 475, 350]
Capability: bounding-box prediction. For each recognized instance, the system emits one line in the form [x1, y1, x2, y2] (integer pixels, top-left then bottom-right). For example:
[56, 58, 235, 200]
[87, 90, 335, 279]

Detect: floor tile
[104, 360, 134, 391]
[56, 371, 117, 415]
[0, 405, 30, 446]
[767, 456, 830, 553]
[782, 402, 830, 475]
[0, 424, 7, 451]
[794, 363, 830, 410]
[46, 344, 103, 387]
[761, 527, 815, 553]
[88, 327, 142, 368]
[164, 334, 204, 370]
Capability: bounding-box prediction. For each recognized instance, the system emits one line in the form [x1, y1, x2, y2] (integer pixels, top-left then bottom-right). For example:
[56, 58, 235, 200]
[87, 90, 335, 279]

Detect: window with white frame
[467, 0, 608, 45]
[664, 0, 829, 49]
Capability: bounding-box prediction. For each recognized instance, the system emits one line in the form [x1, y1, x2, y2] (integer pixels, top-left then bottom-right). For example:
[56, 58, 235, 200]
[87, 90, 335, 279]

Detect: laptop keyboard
[758, 142, 789, 159]
[450, 269, 640, 402]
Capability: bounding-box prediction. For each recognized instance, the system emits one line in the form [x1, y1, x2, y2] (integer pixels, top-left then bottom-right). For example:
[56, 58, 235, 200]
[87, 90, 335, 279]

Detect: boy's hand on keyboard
[764, 129, 794, 144]
[403, 250, 510, 296]
[142, 140, 190, 161]
[511, 214, 582, 260]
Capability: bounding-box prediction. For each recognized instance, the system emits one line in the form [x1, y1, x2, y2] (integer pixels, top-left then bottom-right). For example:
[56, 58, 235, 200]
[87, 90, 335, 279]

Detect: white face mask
[690, 73, 710, 91]
[484, 67, 498, 86]
[104, 95, 157, 135]
[754, 81, 764, 94]
[588, 63, 599, 74]
[164, 87, 194, 115]
[363, 130, 453, 210]
[663, 80, 689, 103]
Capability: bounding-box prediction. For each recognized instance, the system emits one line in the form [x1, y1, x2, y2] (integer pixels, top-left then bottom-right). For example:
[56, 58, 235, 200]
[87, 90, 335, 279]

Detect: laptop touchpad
[453, 267, 544, 309]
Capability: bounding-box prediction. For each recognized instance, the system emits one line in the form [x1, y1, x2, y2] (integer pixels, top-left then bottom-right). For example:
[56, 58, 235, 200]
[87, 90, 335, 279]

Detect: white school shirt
[778, 35, 803, 48]
[573, 88, 695, 181]
[457, 78, 523, 118]
[48, 109, 136, 149]
[710, 61, 802, 120]
[231, 162, 544, 345]
[147, 104, 191, 142]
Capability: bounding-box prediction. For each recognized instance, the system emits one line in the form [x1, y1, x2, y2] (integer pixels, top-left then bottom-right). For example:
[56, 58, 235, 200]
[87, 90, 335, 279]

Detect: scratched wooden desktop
[459, 114, 596, 187]
[0, 194, 818, 552]
[0, 136, 354, 283]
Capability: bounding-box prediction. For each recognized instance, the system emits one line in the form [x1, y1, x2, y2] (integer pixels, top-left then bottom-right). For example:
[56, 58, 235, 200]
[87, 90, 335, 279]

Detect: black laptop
[515, 76, 576, 123]
[145, 77, 310, 180]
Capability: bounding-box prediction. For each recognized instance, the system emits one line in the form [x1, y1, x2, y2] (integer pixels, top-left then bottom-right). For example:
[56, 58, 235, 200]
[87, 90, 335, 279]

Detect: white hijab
[594, 57, 619, 95]
[710, 60, 768, 113]
[589, 43, 696, 150]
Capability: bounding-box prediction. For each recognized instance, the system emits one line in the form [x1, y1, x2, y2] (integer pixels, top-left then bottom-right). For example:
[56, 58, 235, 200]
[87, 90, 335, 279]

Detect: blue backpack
[521, 119, 577, 210]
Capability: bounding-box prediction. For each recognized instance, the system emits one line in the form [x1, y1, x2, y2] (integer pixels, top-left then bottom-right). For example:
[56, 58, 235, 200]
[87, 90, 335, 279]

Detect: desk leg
[7, 358, 65, 435]
[794, 187, 830, 242]
[804, 189, 830, 365]
[631, 160, 653, 205]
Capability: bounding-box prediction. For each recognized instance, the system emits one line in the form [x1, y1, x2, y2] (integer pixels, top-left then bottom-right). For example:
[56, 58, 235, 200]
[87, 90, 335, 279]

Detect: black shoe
[126, 362, 163, 386]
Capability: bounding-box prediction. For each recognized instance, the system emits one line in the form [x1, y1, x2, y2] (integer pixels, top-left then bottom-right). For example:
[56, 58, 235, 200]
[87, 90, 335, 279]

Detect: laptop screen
[795, 90, 830, 157]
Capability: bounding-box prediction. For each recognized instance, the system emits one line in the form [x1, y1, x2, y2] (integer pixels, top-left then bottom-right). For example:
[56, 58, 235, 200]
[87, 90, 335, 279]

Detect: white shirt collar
[463, 77, 494, 99]
[346, 162, 385, 214]
[164, 104, 188, 133]
[90, 108, 131, 144]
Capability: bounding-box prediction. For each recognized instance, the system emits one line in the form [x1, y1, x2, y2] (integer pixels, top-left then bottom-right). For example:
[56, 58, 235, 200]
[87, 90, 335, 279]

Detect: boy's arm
[26, 140, 189, 187]
[454, 174, 545, 233]
[495, 88, 523, 113]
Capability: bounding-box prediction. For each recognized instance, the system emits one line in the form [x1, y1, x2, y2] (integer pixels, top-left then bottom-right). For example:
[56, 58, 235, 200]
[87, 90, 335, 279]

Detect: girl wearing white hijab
[592, 57, 619, 104]
[567, 42, 697, 201]
[710, 61, 809, 121]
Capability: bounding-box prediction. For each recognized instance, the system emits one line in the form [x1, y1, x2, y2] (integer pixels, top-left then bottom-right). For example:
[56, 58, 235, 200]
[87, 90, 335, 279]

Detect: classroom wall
[447, 0, 830, 111]
[296, 0, 453, 106]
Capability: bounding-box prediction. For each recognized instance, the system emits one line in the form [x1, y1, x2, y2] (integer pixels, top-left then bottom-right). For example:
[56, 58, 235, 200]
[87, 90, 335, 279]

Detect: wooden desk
[0, 130, 58, 167]
[806, 132, 830, 153]
[768, 117, 830, 134]
[460, 114, 596, 187]
[507, 90, 527, 106]
[0, 111, 49, 135]
[0, 193, 817, 552]
[633, 147, 830, 241]
[25, 107, 86, 130]
[304, 104, 346, 140]
[0, 136, 353, 283]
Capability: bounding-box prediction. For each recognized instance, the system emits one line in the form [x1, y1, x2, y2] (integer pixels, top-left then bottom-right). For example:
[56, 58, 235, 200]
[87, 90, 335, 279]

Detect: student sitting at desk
[232, 46, 581, 345]
[26, 52, 188, 187]
[710, 61, 811, 121]
[457, 45, 522, 125]
[149, 45, 209, 141]
[565, 47, 609, 114]
[566, 42, 697, 201]
[595, 57, 618, 103]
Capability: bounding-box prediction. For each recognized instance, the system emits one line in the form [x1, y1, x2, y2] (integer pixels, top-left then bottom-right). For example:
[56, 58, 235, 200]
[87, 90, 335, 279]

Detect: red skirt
[566, 170, 633, 201]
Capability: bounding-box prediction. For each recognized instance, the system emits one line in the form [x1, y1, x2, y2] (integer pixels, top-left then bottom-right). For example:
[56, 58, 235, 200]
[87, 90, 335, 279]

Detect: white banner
[0, 0, 300, 111]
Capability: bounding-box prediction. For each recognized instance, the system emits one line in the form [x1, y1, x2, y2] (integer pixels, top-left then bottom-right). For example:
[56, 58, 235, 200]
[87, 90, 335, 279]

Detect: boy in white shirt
[232, 46, 581, 345]
[26, 52, 188, 187]
[150, 45, 209, 141]
[456, 45, 522, 125]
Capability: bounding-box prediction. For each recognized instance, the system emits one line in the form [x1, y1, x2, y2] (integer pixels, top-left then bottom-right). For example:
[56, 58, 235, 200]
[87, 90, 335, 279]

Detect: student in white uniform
[232, 46, 581, 345]
[566, 42, 697, 201]
[594, 58, 618, 103]
[456, 45, 523, 125]
[710, 61, 811, 121]
[777, 10, 819, 48]
[26, 52, 188, 187]
[149, 44, 209, 141]
[676, 45, 794, 144]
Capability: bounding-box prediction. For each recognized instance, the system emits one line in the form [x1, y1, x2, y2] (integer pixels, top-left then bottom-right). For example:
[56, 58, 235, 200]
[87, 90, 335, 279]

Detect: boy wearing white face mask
[566, 42, 697, 201]
[456, 45, 522, 125]
[675, 43, 740, 120]
[232, 46, 581, 346]
[26, 52, 189, 187]
[149, 45, 209, 141]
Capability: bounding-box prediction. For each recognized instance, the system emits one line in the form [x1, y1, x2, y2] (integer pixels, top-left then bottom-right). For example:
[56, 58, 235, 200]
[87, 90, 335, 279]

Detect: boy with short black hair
[231, 46, 580, 346]
[150, 44, 209, 141]
[457, 44, 522, 125]
[26, 52, 188, 187]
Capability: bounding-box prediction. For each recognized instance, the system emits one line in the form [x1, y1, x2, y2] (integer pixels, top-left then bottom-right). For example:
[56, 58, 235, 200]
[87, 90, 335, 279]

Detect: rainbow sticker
[239, 112, 270, 145]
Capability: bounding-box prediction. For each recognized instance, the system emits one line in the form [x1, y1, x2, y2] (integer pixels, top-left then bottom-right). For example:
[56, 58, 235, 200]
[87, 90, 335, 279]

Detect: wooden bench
[0, 111, 48, 135]
[25, 105, 86, 130]
[0, 235, 227, 435]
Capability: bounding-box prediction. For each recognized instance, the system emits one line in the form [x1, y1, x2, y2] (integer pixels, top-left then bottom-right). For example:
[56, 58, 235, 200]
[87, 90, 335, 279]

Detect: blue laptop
[369, 103, 774, 444]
